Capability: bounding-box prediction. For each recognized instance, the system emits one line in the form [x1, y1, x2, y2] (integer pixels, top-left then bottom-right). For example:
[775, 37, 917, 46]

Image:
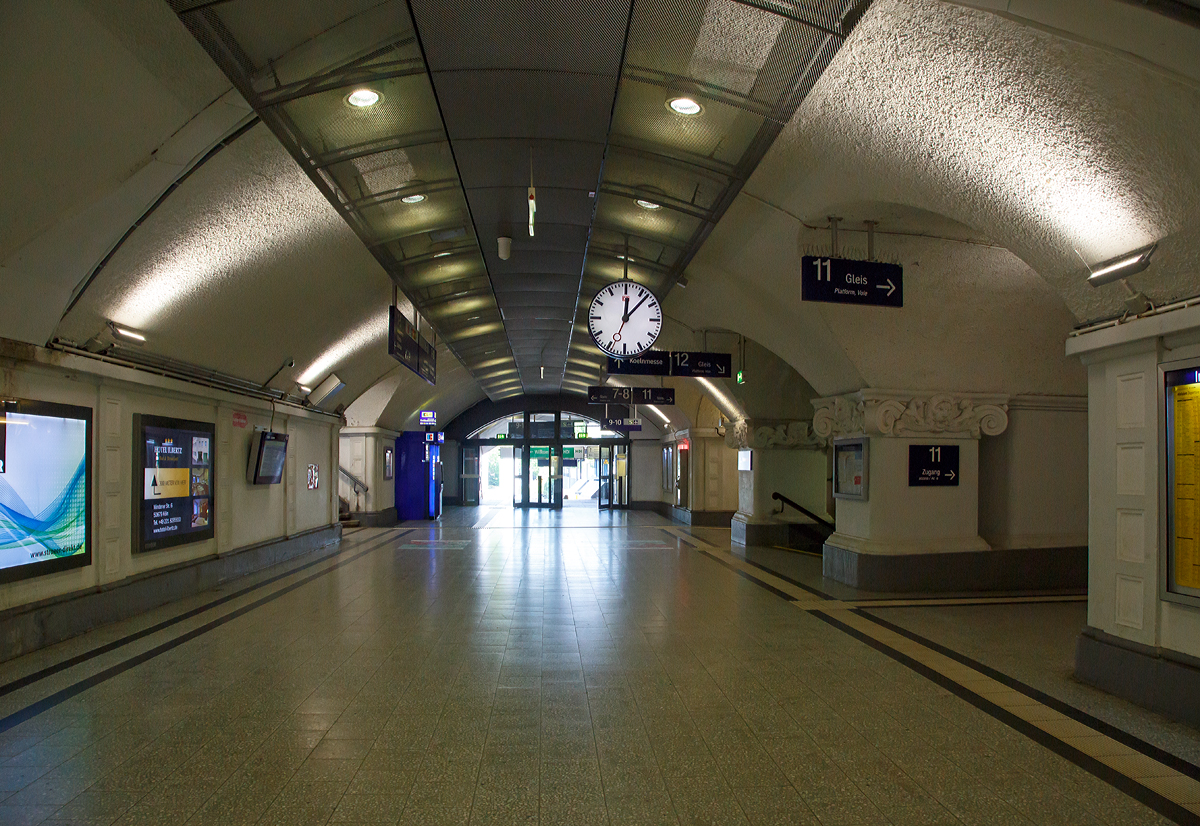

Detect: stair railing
[771, 492, 834, 530]
[339, 465, 369, 495]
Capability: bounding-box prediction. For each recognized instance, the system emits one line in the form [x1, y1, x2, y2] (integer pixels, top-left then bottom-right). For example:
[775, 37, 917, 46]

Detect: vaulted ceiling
[162, 0, 868, 399]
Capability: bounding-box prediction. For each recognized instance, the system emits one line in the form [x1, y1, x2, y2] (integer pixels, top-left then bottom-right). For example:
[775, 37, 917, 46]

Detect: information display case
[833, 437, 868, 501]
[1166, 363, 1200, 599]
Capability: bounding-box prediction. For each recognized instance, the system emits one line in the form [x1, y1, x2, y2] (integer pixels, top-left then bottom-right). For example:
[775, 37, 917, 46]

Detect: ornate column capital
[813, 390, 1010, 440]
[723, 419, 826, 450]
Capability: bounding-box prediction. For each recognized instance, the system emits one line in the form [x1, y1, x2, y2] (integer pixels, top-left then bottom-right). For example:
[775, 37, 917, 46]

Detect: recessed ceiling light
[401, 194, 426, 204]
[347, 88, 381, 108]
[668, 96, 702, 115]
[636, 199, 661, 210]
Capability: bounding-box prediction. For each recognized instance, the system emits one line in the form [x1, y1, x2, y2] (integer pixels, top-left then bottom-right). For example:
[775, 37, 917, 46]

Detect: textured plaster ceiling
[57, 125, 403, 405]
[746, 0, 1200, 323]
[6, 0, 1200, 427]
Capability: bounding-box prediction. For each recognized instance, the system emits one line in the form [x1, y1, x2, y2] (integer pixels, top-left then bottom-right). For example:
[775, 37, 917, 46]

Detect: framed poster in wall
[0, 399, 92, 583]
[134, 414, 215, 553]
[1164, 362, 1200, 601]
[832, 437, 868, 501]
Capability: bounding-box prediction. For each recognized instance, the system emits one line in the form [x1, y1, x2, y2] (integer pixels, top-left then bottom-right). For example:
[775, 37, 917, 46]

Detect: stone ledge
[0, 523, 342, 663]
[822, 541, 1087, 592]
[349, 507, 398, 527]
[1076, 626, 1200, 729]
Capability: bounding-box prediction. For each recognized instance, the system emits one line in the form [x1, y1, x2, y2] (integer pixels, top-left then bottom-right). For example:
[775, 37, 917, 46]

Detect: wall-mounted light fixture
[1086, 243, 1157, 287]
[307, 373, 344, 407]
[108, 321, 146, 345]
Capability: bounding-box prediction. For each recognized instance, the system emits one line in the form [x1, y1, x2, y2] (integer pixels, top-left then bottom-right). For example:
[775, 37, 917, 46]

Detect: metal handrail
[771, 492, 834, 530]
[339, 465, 369, 494]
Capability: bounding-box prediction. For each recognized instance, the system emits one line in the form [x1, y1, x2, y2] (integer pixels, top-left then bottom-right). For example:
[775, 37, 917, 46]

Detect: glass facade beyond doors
[463, 411, 630, 510]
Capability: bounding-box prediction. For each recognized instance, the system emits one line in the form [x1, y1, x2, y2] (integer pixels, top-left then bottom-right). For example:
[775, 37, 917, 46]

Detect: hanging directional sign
[607, 350, 733, 378]
[607, 351, 670, 376]
[908, 444, 959, 486]
[670, 351, 732, 378]
[604, 417, 642, 432]
[588, 386, 674, 405]
[801, 256, 903, 308]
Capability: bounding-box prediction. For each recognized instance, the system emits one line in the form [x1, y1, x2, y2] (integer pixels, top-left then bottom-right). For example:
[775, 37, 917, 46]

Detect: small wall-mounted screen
[0, 399, 92, 582]
[136, 414, 215, 553]
[248, 431, 288, 485]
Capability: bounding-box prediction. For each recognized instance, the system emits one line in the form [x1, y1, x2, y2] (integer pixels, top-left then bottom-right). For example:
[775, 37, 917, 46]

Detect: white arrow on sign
[876, 279, 896, 297]
[947, 470, 956, 480]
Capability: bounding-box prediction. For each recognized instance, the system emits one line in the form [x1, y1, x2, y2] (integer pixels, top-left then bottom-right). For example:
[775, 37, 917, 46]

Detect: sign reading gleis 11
[801, 256, 903, 308]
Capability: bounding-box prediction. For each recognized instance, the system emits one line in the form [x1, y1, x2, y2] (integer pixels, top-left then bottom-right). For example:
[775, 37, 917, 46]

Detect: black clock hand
[623, 293, 650, 322]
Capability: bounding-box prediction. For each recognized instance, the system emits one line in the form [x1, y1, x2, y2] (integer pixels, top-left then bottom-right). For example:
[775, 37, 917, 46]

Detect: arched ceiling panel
[745, 0, 1200, 324]
[56, 124, 399, 405]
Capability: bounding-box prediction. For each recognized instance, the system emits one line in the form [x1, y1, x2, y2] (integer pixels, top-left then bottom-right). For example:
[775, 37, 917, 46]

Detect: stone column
[728, 419, 829, 546]
[812, 390, 1009, 590]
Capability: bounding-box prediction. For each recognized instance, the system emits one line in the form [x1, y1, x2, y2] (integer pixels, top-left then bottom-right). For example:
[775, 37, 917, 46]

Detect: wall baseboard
[0, 523, 343, 664]
[630, 501, 733, 527]
[822, 542, 1087, 592]
[1076, 626, 1200, 729]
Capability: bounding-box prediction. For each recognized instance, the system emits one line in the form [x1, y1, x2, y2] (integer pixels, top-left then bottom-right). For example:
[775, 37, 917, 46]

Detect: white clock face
[588, 280, 662, 358]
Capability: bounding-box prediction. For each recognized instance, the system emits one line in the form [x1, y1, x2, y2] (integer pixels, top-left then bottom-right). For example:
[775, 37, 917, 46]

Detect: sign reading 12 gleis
[589, 281, 662, 358]
[801, 256, 903, 308]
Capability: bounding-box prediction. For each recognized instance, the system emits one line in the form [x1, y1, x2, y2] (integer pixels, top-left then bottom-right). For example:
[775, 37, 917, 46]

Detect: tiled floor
[0, 510, 1195, 825]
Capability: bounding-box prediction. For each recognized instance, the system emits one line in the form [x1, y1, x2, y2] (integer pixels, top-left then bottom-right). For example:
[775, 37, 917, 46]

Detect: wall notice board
[1167, 367, 1200, 596]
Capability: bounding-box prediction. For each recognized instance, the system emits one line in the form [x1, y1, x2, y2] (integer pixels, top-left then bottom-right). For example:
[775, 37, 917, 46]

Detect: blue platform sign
[908, 444, 959, 486]
[801, 256, 903, 308]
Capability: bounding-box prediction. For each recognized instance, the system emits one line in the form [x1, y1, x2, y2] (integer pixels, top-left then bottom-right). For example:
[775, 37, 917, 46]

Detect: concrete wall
[631, 439, 663, 504]
[0, 344, 339, 614]
[978, 396, 1089, 550]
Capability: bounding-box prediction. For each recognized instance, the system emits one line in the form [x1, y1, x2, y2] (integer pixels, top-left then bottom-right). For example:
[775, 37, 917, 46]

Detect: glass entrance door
[513, 446, 524, 506]
[612, 443, 629, 508]
[528, 445, 562, 508]
[460, 446, 480, 506]
[597, 446, 612, 509]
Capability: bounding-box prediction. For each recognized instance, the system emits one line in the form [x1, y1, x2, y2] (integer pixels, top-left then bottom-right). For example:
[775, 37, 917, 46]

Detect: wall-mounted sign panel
[307, 464, 319, 490]
[587, 386, 675, 405]
[0, 399, 92, 583]
[136, 414, 215, 553]
[388, 307, 436, 386]
[1166, 364, 1200, 597]
[801, 256, 903, 308]
[908, 444, 959, 486]
[833, 437, 868, 500]
[738, 449, 753, 471]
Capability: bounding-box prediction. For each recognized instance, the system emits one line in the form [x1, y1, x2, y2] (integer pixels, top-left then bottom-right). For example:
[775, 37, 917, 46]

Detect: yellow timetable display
[1169, 370, 1200, 593]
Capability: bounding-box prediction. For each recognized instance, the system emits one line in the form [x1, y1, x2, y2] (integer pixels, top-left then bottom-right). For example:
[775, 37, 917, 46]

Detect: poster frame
[0, 398, 93, 584]
[1160, 357, 1200, 607]
[832, 436, 868, 501]
[133, 413, 216, 554]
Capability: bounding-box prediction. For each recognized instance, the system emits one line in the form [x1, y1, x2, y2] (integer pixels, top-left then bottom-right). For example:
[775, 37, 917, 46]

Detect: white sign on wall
[738, 450, 753, 471]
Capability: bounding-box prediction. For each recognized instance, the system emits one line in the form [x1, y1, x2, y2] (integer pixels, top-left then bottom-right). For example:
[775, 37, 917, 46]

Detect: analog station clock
[588, 280, 662, 359]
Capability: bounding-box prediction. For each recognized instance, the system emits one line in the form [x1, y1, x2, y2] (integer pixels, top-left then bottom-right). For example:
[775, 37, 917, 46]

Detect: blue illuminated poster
[0, 401, 91, 582]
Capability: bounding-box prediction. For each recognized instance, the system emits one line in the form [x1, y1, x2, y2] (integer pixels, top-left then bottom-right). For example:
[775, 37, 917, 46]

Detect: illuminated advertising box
[419, 410, 436, 427]
[0, 399, 91, 583]
[135, 414, 215, 553]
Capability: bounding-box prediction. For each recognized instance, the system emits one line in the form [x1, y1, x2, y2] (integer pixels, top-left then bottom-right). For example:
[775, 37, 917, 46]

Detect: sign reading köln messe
[801, 256, 903, 308]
